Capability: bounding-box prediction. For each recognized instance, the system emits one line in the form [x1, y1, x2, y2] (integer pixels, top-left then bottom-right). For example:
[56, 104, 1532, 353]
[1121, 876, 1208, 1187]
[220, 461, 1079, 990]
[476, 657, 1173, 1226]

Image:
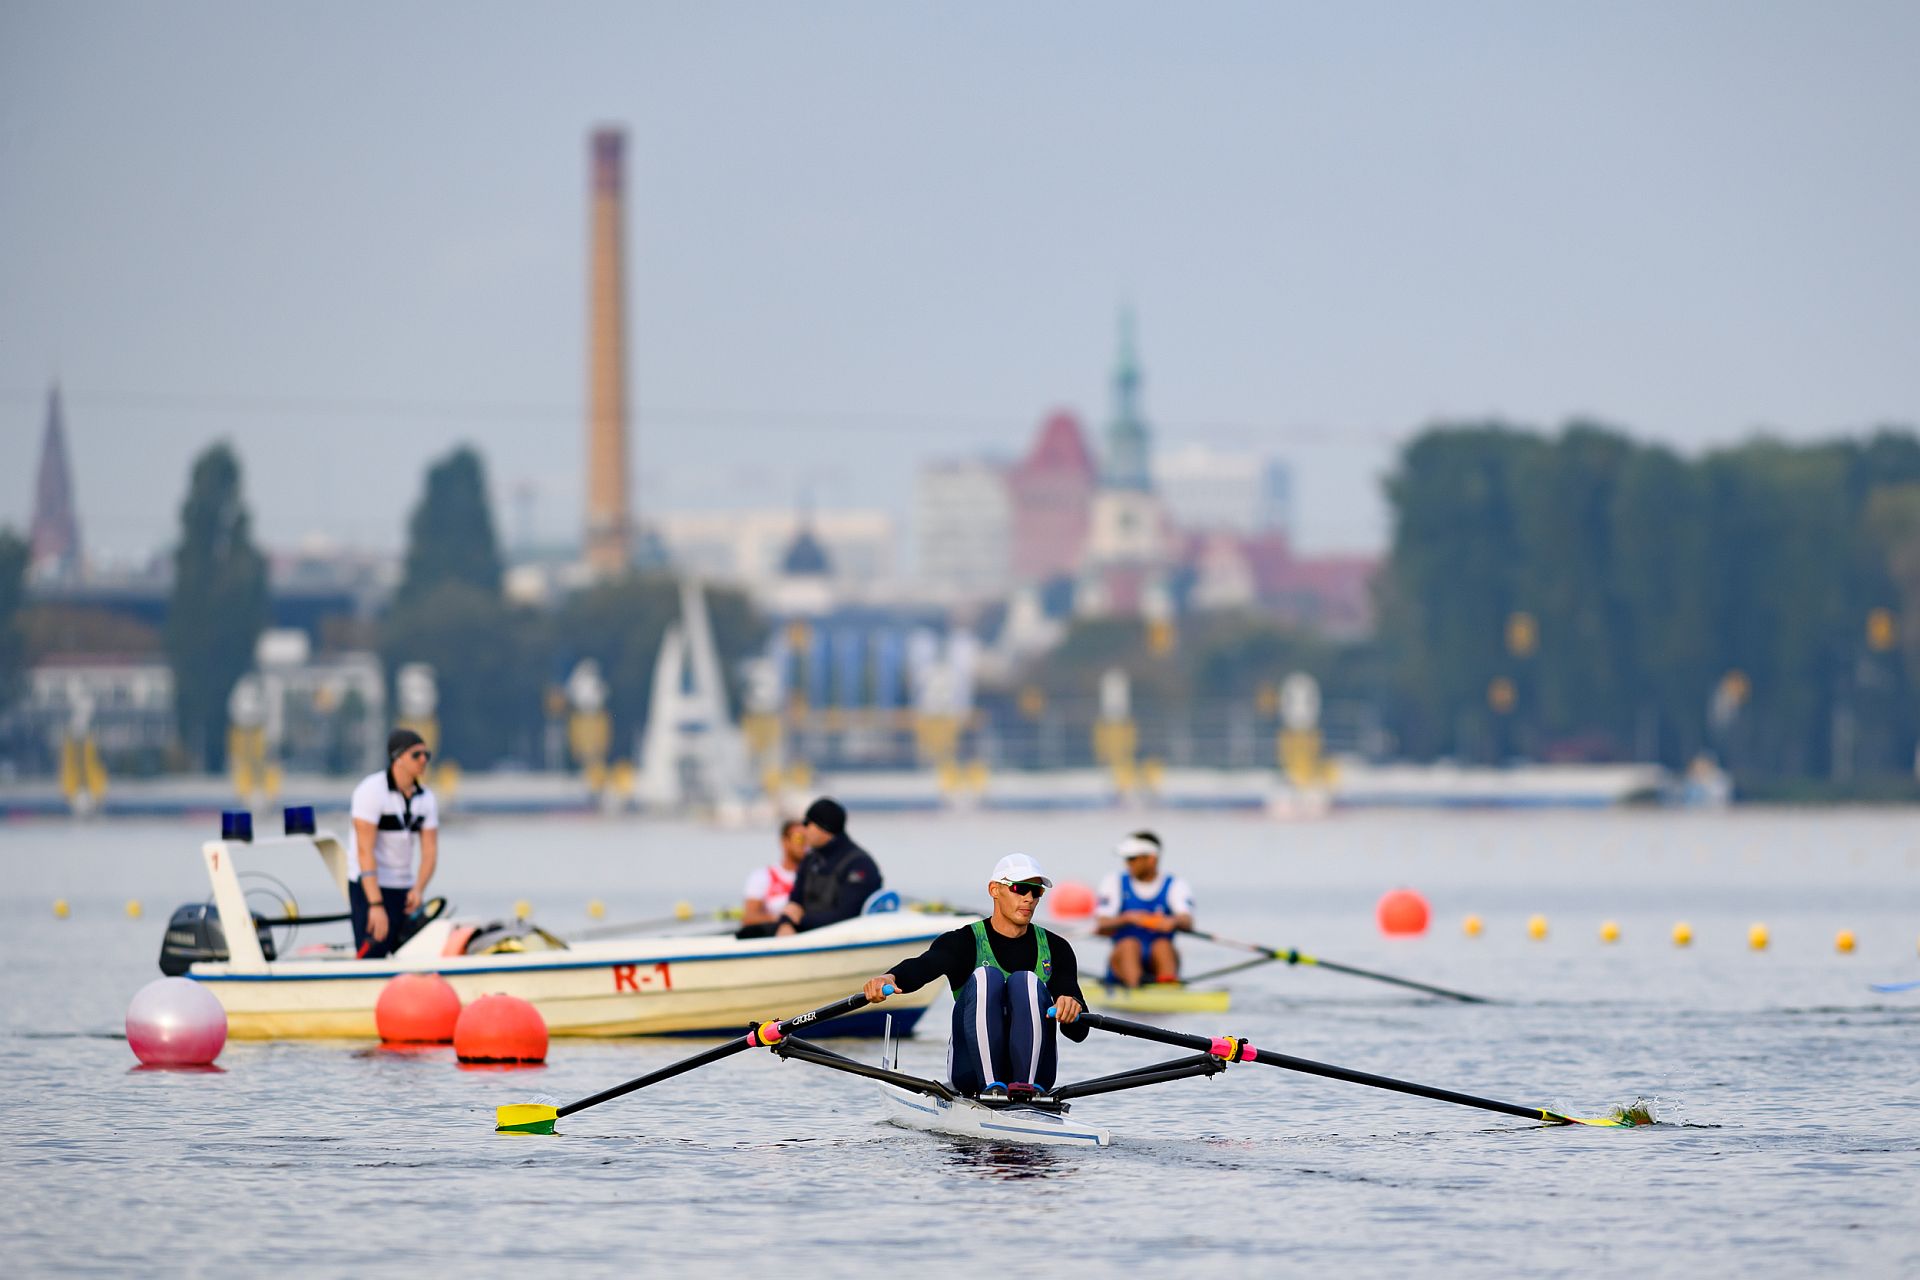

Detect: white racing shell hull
[878, 1082, 1112, 1147]
[191, 912, 964, 1040]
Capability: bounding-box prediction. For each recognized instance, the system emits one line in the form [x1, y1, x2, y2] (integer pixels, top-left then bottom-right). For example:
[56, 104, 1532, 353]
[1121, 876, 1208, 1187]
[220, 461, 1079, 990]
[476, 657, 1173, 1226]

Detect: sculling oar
[1180, 927, 1489, 1003]
[1077, 1011, 1643, 1127]
[494, 988, 888, 1134]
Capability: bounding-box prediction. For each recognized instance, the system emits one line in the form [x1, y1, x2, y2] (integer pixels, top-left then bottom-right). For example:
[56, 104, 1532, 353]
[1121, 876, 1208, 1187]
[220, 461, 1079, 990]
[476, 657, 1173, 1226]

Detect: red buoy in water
[375, 972, 463, 1044]
[453, 993, 548, 1064]
[1048, 881, 1096, 920]
[1377, 888, 1431, 937]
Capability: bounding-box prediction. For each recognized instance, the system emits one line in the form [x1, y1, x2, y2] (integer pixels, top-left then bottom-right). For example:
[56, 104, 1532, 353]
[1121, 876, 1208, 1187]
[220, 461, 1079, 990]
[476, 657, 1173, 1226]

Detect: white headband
[1115, 836, 1160, 858]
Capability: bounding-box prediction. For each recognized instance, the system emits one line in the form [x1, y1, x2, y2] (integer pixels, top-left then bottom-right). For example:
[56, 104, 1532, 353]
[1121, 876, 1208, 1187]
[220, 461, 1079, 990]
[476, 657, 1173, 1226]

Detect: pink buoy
[126, 976, 228, 1066]
[376, 972, 463, 1044]
[1377, 888, 1431, 937]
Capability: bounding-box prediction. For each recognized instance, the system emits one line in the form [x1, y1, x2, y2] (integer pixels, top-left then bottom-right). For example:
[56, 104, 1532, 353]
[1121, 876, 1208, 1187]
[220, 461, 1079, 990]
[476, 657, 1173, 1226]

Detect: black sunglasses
[407, 749, 431, 762]
[999, 881, 1045, 898]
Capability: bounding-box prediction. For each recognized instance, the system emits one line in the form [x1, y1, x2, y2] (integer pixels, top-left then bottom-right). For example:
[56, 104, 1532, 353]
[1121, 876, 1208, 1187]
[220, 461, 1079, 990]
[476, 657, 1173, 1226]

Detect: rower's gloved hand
[863, 975, 897, 1002]
[1052, 995, 1082, 1024]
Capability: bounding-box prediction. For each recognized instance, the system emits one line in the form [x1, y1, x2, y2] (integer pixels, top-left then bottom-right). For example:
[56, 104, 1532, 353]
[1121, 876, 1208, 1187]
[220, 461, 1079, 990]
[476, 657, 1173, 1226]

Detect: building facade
[1007, 410, 1097, 585]
[916, 458, 1013, 602]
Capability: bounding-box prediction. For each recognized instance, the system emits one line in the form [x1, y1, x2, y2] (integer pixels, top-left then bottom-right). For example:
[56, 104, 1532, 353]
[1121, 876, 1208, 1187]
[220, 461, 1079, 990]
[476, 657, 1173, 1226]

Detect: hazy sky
[3, 2, 1917, 563]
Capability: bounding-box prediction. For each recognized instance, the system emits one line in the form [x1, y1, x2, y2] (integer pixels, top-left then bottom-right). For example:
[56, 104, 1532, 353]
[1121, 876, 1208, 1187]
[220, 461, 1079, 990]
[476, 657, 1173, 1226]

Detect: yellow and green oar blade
[495, 1103, 559, 1134]
[1543, 1102, 1654, 1128]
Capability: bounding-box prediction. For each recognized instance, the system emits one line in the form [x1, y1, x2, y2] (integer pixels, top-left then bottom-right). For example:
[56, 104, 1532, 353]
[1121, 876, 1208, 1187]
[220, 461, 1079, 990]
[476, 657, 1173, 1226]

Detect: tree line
[8, 420, 1919, 786]
[156, 443, 755, 772]
[1373, 421, 1920, 783]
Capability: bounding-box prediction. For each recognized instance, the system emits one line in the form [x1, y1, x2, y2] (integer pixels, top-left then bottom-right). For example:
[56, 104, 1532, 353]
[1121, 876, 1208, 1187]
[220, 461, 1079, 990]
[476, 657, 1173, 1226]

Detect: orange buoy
[1376, 888, 1430, 937]
[1048, 881, 1097, 919]
[454, 993, 548, 1064]
[375, 972, 463, 1044]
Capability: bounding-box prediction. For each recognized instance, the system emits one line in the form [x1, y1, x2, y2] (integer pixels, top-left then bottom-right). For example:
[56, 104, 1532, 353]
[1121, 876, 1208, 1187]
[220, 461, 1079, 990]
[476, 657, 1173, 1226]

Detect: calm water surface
[3, 807, 1918, 1277]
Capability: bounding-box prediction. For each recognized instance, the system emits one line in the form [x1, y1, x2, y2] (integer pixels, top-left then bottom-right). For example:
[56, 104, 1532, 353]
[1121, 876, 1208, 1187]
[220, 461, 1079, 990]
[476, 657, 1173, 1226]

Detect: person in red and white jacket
[736, 818, 809, 938]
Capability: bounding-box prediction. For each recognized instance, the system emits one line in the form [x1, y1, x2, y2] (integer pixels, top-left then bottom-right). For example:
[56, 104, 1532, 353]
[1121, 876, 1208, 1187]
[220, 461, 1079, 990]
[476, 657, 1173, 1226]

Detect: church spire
[1102, 307, 1152, 492]
[29, 383, 83, 583]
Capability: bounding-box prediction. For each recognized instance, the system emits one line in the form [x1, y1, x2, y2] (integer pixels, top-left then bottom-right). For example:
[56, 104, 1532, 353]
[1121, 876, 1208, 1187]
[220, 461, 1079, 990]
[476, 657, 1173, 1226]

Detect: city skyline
[4, 3, 1918, 561]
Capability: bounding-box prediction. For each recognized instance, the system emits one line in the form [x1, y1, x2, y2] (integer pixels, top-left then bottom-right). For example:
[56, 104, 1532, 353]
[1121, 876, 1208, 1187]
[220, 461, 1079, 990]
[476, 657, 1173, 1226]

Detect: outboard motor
[158, 902, 278, 976]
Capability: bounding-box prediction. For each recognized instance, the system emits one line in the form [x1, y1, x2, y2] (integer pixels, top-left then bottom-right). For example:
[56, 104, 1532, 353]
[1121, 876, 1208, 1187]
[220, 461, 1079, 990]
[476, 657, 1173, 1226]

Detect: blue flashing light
[220, 810, 254, 842]
[283, 805, 316, 836]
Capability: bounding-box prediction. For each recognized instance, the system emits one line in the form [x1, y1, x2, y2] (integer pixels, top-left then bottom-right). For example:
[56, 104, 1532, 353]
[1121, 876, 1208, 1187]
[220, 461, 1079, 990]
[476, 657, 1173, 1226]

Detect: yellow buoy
[53, 899, 71, 920]
[1672, 921, 1693, 947]
[513, 899, 532, 921]
[1527, 914, 1548, 941]
[1748, 922, 1769, 951]
[125, 899, 143, 920]
[1599, 920, 1621, 943]
[1462, 914, 1484, 938]
[1834, 929, 1856, 954]
[586, 899, 606, 920]
[674, 900, 694, 921]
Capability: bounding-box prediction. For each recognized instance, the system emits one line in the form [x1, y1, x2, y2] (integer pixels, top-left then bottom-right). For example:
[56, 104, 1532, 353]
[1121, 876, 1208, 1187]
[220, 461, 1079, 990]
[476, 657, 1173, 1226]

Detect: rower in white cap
[1095, 830, 1195, 988]
[863, 853, 1089, 1100]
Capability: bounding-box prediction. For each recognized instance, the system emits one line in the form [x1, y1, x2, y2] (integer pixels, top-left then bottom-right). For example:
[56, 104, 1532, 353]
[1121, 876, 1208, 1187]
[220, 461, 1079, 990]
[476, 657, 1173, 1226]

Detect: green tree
[1611, 444, 1715, 765]
[398, 447, 502, 600]
[381, 582, 544, 768]
[1379, 425, 1544, 759]
[0, 530, 27, 708]
[166, 444, 270, 770]
[382, 447, 528, 766]
[1510, 424, 1637, 752]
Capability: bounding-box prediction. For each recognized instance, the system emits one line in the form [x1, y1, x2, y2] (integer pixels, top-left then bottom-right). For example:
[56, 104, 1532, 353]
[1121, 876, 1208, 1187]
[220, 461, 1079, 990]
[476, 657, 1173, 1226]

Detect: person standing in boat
[347, 728, 439, 959]
[863, 853, 1089, 1098]
[735, 818, 809, 939]
[774, 797, 881, 935]
[1095, 831, 1194, 988]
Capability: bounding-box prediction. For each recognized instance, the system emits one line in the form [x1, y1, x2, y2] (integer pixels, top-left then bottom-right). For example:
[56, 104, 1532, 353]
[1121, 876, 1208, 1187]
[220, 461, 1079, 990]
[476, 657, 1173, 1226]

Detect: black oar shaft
[1306, 957, 1489, 1004]
[558, 1039, 748, 1117]
[554, 991, 872, 1119]
[1180, 929, 1488, 1004]
[1078, 1012, 1548, 1124]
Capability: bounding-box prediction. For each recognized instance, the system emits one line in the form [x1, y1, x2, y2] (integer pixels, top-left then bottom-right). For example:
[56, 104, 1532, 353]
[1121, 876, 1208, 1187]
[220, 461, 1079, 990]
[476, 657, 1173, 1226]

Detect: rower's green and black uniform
[888, 920, 1089, 1094]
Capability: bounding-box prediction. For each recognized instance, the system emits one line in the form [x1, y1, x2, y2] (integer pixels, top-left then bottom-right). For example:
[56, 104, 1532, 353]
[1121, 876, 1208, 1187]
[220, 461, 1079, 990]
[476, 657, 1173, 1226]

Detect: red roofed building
[1007, 410, 1097, 584]
[1240, 533, 1378, 637]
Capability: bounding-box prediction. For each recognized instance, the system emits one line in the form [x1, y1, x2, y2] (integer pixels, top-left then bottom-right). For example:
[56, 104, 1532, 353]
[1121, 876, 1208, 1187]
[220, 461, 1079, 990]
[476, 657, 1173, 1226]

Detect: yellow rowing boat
[1090, 982, 1230, 1014]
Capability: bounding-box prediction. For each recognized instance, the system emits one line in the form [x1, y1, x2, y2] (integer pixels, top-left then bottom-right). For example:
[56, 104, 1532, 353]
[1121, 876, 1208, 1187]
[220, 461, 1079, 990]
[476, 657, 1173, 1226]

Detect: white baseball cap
[990, 853, 1053, 888]
[1115, 834, 1161, 859]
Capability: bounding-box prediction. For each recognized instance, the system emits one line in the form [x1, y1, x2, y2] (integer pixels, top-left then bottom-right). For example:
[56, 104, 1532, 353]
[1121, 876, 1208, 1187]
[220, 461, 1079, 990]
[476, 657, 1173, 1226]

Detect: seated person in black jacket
[775, 797, 882, 935]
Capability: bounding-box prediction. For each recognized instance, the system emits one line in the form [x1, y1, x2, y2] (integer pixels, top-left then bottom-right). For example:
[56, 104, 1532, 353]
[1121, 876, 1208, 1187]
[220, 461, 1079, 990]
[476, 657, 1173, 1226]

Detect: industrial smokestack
[584, 126, 631, 576]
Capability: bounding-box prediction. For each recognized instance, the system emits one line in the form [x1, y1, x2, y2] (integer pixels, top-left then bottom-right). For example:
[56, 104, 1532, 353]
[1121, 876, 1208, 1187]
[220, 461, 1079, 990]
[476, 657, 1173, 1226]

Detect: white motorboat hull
[178, 829, 965, 1039]
[194, 912, 961, 1039]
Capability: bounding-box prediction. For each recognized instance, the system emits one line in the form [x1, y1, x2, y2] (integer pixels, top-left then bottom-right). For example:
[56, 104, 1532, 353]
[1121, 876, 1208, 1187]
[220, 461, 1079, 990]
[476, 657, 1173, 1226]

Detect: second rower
[1095, 830, 1195, 988]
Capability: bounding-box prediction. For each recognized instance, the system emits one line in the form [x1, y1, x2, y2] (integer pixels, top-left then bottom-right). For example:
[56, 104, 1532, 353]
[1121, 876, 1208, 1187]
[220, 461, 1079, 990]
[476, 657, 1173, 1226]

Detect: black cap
[387, 728, 427, 761]
[804, 796, 847, 836]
